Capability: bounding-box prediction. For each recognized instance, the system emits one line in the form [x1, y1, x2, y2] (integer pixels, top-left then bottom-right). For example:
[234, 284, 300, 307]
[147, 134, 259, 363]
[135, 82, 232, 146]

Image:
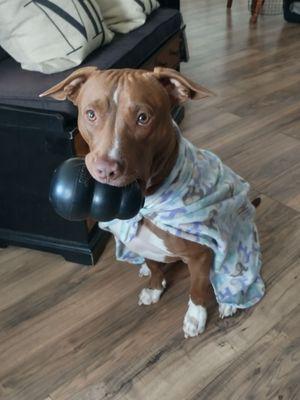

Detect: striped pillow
[0, 0, 114, 73]
[98, 0, 160, 34]
[138, 0, 160, 15]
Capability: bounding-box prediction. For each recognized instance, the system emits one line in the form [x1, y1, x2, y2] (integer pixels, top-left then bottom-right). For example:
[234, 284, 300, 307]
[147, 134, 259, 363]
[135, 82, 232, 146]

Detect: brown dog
[41, 67, 264, 338]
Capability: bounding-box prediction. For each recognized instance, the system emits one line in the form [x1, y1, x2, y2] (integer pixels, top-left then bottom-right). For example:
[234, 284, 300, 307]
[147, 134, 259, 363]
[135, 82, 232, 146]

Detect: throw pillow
[140, 0, 160, 15]
[0, 0, 114, 73]
[98, 0, 159, 34]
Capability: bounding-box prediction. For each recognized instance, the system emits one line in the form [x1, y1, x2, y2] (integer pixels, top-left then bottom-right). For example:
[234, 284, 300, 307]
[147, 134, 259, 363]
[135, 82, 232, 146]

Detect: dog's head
[40, 67, 212, 189]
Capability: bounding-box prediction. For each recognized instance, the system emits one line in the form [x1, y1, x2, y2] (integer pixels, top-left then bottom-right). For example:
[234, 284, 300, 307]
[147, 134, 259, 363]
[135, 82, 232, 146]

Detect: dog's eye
[137, 112, 149, 125]
[86, 110, 96, 121]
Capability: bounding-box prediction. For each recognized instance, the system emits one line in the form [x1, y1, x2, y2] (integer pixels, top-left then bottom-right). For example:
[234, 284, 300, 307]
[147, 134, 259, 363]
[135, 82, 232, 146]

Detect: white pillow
[142, 0, 160, 15]
[0, 0, 114, 74]
[98, 0, 160, 34]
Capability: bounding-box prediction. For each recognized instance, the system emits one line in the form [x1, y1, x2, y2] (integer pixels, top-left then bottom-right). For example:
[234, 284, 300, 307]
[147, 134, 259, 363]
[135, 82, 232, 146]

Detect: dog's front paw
[219, 303, 237, 319]
[183, 299, 207, 338]
[138, 279, 166, 305]
[138, 263, 151, 277]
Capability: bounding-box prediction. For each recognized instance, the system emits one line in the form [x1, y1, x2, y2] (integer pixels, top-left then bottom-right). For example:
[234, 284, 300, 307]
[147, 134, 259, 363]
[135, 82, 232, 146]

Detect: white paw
[138, 263, 151, 277]
[183, 299, 207, 339]
[138, 279, 166, 305]
[219, 303, 237, 319]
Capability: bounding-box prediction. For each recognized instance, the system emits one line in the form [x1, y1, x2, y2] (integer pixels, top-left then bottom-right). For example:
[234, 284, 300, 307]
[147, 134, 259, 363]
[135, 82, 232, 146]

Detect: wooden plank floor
[1, 1, 300, 399]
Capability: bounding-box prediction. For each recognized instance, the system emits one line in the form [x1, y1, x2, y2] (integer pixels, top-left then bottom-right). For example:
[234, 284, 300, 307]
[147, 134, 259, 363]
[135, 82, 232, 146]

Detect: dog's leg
[219, 303, 237, 318]
[183, 248, 212, 338]
[138, 262, 151, 277]
[138, 260, 166, 305]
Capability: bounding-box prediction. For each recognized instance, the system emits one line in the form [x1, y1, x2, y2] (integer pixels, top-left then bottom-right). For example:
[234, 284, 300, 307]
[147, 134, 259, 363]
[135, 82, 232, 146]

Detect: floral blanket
[99, 125, 265, 308]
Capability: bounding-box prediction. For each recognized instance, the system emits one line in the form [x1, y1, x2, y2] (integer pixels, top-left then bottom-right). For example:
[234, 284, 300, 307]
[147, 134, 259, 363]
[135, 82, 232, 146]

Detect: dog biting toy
[49, 158, 144, 221]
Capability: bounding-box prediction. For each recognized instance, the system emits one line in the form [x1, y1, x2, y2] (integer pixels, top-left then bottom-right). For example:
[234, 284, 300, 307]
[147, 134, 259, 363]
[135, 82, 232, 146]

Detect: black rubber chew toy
[50, 158, 144, 221]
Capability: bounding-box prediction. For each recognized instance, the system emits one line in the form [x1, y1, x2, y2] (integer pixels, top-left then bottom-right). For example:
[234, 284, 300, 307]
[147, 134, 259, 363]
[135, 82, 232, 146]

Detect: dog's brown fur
[41, 67, 254, 337]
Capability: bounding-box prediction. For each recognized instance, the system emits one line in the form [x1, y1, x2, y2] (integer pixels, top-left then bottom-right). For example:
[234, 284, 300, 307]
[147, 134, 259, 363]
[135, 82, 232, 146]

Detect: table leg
[227, 0, 233, 8]
[250, 0, 264, 23]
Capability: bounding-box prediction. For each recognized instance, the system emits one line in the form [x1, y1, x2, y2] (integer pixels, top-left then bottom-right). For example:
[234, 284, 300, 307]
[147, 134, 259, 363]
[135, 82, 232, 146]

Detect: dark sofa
[0, 0, 188, 265]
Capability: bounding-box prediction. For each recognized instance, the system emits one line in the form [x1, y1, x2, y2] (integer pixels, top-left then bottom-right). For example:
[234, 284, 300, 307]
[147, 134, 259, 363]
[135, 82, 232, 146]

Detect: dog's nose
[96, 157, 122, 180]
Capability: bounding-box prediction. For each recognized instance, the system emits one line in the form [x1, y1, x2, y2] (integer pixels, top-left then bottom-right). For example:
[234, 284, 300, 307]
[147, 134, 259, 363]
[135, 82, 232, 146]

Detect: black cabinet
[0, 105, 110, 265]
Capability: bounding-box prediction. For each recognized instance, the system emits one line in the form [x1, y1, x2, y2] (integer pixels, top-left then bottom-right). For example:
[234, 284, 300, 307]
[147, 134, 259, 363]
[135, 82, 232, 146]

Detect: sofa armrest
[158, 0, 180, 10]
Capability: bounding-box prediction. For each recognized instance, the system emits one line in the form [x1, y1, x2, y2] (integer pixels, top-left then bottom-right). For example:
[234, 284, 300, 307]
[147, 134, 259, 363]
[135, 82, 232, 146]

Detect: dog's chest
[107, 219, 175, 262]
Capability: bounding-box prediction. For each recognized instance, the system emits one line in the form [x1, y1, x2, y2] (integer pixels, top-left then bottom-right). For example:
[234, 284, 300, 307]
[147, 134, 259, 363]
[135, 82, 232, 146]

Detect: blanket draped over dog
[99, 126, 265, 308]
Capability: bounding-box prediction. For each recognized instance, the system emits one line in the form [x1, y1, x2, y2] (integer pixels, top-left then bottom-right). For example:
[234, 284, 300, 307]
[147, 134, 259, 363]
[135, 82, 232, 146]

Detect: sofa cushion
[0, 8, 182, 118]
[0, 0, 114, 74]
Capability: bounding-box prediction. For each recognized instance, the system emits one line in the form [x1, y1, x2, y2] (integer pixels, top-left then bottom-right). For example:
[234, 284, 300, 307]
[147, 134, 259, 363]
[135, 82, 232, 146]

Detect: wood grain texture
[0, 1, 300, 399]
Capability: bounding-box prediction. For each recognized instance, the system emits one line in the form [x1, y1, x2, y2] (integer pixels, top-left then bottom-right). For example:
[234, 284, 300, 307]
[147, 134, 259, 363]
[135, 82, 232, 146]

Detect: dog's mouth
[88, 165, 144, 190]
[95, 175, 141, 188]
[93, 173, 135, 187]
[84, 154, 147, 192]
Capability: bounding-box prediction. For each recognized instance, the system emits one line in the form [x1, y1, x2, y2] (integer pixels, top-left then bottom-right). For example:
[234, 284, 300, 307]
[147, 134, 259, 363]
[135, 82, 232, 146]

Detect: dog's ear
[153, 67, 214, 105]
[39, 66, 98, 104]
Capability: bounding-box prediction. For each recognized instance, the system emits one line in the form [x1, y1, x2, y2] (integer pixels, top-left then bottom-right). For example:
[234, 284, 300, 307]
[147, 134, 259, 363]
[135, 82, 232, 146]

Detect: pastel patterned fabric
[99, 124, 265, 309]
